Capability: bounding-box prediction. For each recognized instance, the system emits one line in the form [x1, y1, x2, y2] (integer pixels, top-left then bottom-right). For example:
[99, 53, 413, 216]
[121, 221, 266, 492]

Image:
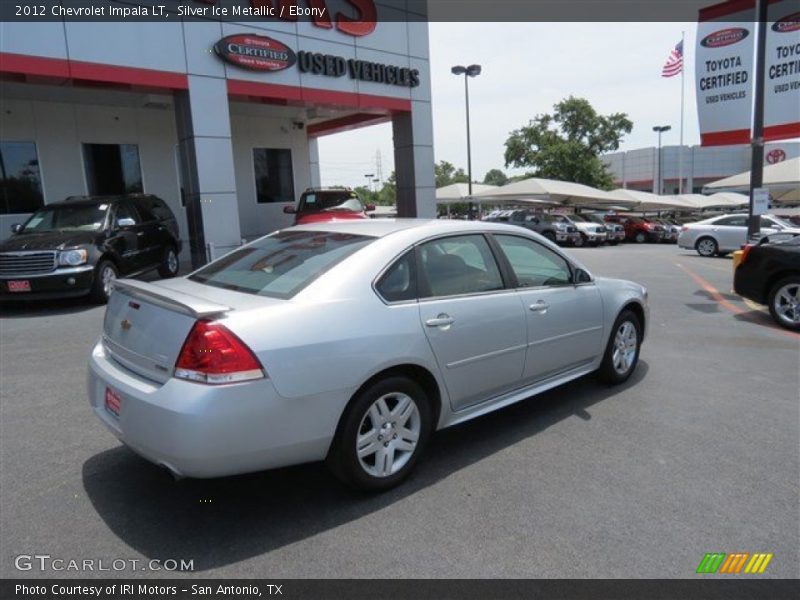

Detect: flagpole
[678, 30, 685, 195]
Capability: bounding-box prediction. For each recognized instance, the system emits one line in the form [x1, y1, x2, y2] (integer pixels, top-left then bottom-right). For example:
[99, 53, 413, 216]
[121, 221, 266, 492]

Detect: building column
[393, 100, 435, 218]
[174, 76, 241, 269]
[308, 137, 321, 188]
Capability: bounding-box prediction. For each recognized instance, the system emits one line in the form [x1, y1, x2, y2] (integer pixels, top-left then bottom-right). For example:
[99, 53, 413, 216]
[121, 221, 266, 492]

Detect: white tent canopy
[608, 189, 697, 210]
[473, 177, 630, 207]
[677, 192, 749, 210]
[703, 157, 800, 203]
[435, 183, 497, 204]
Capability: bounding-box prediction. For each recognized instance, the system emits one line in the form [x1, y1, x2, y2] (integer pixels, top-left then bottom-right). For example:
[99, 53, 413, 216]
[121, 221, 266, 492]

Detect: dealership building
[603, 141, 800, 196]
[0, 5, 434, 266]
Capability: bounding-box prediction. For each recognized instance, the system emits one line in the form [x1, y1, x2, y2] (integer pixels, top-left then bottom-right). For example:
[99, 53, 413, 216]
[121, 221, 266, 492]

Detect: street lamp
[652, 125, 671, 195]
[452, 64, 481, 217]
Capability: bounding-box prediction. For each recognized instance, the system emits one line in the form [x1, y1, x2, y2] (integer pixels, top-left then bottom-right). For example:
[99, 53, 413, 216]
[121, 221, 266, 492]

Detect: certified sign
[214, 34, 296, 72]
[753, 188, 769, 216]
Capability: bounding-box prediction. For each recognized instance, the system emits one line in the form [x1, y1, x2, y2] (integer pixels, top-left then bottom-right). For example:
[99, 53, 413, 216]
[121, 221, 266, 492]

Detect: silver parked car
[88, 220, 648, 491]
[678, 213, 800, 257]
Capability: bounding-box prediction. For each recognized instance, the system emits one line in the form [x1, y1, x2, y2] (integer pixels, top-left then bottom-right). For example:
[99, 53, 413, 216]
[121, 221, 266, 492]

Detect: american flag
[661, 41, 683, 78]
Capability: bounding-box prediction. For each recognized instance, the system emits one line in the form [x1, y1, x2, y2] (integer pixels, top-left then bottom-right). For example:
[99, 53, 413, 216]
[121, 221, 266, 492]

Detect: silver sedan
[88, 219, 648, 491]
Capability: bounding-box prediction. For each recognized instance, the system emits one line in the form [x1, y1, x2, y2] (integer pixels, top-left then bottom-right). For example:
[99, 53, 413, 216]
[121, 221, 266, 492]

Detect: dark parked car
[734, 235, 800, 331]
[0, 195, 181, 303]
[284, 187, 375, 225]
[484, 210, 580, 245]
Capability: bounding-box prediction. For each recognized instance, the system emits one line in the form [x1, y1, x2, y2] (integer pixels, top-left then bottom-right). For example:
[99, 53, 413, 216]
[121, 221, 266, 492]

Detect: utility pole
[748, 0, 769, 241]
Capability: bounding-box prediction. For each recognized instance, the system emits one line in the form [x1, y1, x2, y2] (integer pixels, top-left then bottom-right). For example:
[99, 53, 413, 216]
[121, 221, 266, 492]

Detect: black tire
[609, 240, 619, 246]
[573, 233, 586, 248]
[634, 231, 647, 244]
[327, 376, 433, 492]
[90, 260, 118, 304]
[695, 237, 718, 257]
[767, 276, 800, 331]
[543, 231, 557, 243]
[597, 309, 642, 384]
[158, 246, 179, 278]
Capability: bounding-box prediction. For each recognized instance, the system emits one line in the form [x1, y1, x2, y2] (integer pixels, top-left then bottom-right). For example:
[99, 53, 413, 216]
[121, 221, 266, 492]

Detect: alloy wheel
[167, 250, 178, 274]
[101, 265, 117, 297]
[697, 239, 716, 256]
[773, 282, 800, 327]
[612, 321, 638, 375]
[356, 392, 421, 478]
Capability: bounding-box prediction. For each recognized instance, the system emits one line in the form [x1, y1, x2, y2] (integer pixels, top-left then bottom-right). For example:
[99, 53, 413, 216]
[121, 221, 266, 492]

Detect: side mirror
[574, 268, 592, 284]
[283, 205, 296, 214]
[116, 218, 136, 228]
[365, 203, 376, 212]
[10, 223, 23, 234]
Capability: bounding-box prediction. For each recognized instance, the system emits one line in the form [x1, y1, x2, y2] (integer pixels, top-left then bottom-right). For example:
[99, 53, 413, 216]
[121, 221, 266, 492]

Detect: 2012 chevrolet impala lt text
[87, 219, 648, 491]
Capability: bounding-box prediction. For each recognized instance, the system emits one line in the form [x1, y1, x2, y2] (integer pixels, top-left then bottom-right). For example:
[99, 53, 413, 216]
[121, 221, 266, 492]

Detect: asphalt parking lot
[0, 243, 798, 579]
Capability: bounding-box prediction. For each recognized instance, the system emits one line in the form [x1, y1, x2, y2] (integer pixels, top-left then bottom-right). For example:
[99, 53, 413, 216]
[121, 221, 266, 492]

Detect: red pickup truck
[604, 215, 665, 243]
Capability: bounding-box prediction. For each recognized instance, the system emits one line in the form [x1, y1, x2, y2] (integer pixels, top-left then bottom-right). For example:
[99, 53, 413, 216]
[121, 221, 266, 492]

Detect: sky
[317, 22, 702, 189]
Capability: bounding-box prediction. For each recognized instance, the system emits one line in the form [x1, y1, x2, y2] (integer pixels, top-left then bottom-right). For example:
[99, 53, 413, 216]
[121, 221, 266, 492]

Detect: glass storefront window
[0, 141, 44, 214]
[253, 148, 295, 204]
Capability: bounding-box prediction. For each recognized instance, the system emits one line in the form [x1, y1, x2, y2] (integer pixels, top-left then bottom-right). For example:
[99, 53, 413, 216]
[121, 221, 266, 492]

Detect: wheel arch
[336, 363, 444, 439]
[620, 300, 646, 340]
[766, 270, 800, 300]
[694, 234, 718, 249]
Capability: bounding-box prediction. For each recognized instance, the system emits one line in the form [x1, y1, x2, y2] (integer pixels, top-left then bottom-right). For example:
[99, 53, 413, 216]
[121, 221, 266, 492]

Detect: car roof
[288, 218, 534, 239]
[57, 194, 156, 205]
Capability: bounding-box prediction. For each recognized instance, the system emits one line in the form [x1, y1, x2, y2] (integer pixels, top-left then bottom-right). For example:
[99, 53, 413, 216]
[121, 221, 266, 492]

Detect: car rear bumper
[733, 267, 766, 305]
[87, 340, 345, 478]
[0, 266, 94, 300]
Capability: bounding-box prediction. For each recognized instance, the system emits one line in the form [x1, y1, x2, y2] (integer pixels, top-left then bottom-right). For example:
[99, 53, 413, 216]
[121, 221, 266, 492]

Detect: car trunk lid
[103, 279, 232, 384]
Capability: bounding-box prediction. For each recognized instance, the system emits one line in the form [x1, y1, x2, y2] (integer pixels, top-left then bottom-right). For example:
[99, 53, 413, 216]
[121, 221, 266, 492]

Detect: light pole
[652, 125, 671, 195]
[452, 64, 481, 217]
[364, 173, 374, 193]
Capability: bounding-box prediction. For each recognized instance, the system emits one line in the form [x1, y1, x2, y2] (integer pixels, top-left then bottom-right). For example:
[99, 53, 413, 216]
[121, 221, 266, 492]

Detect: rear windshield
[299, 191, 363, 212]
[189, 230, 374, 299]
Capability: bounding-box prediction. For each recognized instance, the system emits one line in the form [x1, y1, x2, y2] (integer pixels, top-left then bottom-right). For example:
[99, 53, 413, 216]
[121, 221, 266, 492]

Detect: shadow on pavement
[0, 296, 99, 319]
[82, 361, 649, 572]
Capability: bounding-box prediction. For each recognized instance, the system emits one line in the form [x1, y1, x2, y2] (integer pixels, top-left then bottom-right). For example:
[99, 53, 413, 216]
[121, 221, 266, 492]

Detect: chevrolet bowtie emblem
[121, 319, 132, 331]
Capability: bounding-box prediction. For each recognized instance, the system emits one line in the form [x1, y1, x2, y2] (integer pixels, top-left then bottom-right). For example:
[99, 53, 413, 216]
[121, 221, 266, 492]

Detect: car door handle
[529, 301, 550, 313]
[425, 314, 455, 327]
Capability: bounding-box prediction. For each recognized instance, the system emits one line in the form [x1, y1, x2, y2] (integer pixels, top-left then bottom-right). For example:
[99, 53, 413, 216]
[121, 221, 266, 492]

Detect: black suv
[0, 195, 181, 303]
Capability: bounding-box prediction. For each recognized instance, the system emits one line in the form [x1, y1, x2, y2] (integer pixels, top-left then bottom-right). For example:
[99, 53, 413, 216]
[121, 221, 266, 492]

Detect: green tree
[483, 169, 508, 187]
[435, 160, 469, 188]
[504, 96, 632, 190]
[375, 172, 396, 206]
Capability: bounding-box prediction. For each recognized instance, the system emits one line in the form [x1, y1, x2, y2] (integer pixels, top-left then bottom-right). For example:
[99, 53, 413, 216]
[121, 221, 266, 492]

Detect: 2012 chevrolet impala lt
[88, 219, 648, 491]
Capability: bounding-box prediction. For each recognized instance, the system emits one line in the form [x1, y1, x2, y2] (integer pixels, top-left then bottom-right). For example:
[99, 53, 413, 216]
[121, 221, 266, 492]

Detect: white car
[556, 215, 608, 247]
[677, 214, 800, 257]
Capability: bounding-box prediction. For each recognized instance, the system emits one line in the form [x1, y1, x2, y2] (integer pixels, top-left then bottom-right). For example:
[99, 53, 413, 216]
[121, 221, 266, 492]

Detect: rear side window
[716, 216, 748, 227]
[136, 196, 174, 222]
[376, 250, 417, 303]
[418, 235, 504, 298]
[189, 231, 374, 299]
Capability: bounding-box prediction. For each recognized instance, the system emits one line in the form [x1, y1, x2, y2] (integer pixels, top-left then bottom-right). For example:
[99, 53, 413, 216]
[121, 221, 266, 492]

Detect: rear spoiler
[111, 279, 230, 319]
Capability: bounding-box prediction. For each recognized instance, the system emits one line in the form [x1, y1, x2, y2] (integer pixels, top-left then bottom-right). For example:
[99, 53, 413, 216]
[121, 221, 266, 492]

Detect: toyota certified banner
[765, 0, 800, 141]
[696, 1, 756, 146]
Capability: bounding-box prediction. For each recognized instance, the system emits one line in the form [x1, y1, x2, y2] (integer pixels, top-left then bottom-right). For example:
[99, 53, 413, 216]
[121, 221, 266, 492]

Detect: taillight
[739, 244, 754, 265]
[175, 320, 264, 385]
